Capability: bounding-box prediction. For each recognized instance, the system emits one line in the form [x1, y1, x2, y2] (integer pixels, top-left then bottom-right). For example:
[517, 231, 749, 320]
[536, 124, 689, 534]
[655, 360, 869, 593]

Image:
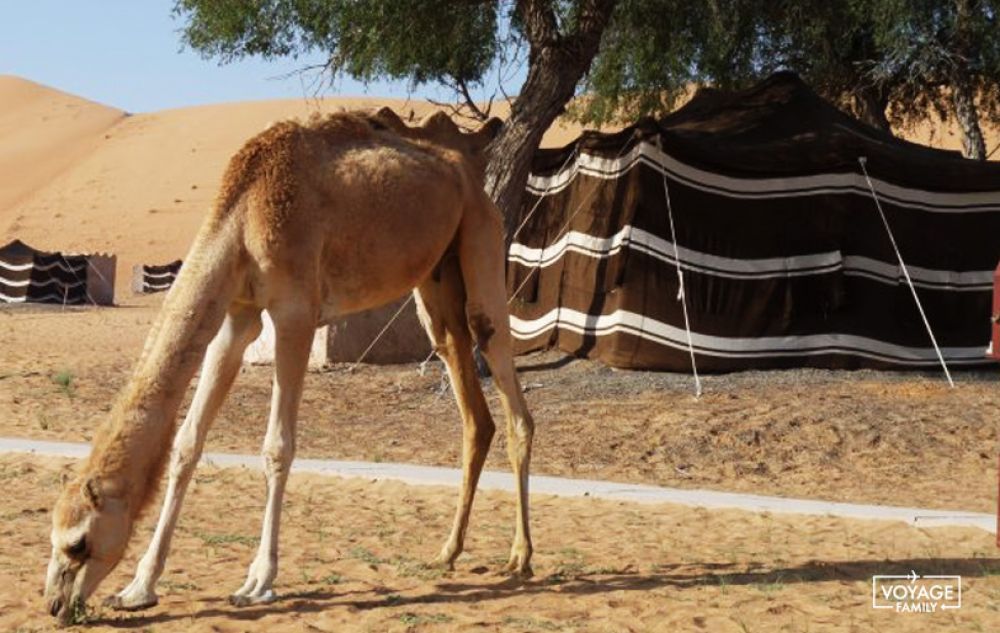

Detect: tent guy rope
[857, 156, 954, 387]
[660, 160, 703, 398]
[357, 145, 583, 373]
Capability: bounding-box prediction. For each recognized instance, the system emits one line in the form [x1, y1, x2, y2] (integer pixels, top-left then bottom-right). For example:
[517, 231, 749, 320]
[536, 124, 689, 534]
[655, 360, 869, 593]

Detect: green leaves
[173, 0, 500, 88]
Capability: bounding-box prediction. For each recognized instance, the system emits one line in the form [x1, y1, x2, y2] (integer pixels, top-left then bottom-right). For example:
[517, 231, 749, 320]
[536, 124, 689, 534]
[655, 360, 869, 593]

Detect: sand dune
[0, 76, 124, 221]
[0, 75, 995, 297]
[0, 79, 584, 294]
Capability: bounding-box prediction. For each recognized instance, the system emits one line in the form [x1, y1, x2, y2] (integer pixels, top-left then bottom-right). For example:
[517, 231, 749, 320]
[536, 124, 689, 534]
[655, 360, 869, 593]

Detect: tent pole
[858, 157, 955, 387]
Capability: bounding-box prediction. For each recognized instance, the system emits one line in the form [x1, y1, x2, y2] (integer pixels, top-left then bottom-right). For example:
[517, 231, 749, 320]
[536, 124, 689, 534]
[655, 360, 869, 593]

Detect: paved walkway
[2, 436, 993, 533]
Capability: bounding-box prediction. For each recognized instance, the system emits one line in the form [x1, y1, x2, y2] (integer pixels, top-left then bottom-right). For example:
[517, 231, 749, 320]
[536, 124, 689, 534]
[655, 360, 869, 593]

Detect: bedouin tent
[506, 72, 1000, 371]
[132, 260, 182, 294]
[0, 239, 115, 306]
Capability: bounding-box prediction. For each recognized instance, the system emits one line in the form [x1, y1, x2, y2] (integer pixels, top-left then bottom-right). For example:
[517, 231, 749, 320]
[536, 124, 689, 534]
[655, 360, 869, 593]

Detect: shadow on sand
[95, 556, 1000, 627]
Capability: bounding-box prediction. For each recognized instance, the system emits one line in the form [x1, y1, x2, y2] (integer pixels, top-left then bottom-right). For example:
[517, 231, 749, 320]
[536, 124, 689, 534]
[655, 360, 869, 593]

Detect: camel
[44, 108, 536, 623]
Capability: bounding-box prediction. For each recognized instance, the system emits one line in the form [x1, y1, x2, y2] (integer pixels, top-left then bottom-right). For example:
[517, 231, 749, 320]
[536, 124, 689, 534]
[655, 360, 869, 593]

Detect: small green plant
[194, 531, 259, 547]
[349, 546, 386, 565]
[51, 370, 75, 397]
[67, 598, 91, 625]
[321, 573, 343, 585]
[501, 616, 561, 631]
[158, 579, 199, 592]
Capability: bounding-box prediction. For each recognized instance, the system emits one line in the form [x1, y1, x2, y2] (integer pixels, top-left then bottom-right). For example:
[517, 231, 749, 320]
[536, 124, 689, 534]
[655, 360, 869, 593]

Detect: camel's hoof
[430, 553, 456, 571]
[229, 589, 277, 607]
[502, 556, 534, 579]
[103, 592, 159, 611]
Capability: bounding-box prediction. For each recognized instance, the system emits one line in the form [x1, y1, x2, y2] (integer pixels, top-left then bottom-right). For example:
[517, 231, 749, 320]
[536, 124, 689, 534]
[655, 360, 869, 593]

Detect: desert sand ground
[1, 299, 997, 515]
[1, 453, 999, 632]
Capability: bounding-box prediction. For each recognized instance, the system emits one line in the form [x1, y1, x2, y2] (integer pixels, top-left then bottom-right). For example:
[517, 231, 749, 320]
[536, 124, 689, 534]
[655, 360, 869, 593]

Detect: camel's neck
[86, 222, 242, 515]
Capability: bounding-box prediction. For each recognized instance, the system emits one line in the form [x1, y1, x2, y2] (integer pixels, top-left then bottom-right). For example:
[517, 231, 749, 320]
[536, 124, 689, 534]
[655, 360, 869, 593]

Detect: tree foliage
[175, 0, 502, 87]
[173, 0, 616, 224]
[576, 0, 1000, 158]
[572, 0, 766, 125]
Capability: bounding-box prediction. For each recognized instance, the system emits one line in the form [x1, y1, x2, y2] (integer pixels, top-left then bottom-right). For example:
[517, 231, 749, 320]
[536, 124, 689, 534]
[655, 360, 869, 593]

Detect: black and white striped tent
[506, 73, 1000, 371]
[132, 260, 182, 294]
[0, 239, 115, 306]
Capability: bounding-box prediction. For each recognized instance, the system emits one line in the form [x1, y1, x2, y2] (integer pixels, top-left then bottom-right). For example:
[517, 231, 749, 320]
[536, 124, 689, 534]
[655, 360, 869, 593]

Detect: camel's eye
[66, 537, 87, 558]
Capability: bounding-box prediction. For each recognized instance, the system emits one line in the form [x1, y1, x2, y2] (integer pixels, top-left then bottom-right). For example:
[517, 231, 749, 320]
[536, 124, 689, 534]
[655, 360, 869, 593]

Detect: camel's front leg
[107, 307, 262, 610]
[230, 307, 313, 606]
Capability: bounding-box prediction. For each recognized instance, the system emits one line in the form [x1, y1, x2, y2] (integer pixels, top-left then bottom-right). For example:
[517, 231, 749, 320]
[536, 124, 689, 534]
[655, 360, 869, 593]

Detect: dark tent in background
[132, 260, 182, 294]
[0, 239, 115, 306]
[507, 72, 1000, 371]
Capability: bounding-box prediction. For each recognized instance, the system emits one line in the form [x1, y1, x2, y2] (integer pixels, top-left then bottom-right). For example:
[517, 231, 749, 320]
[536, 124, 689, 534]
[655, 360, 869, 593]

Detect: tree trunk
[485, 50, 586, 241]
[950, 0, 986, 161]
[951, 72, 987, 160]
[853, 85, 892, 134]
[485, 0, 616, 245]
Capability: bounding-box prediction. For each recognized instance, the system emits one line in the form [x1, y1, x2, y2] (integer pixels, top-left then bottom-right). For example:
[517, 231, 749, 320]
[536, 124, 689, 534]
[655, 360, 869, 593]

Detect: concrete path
[2, 436, 994, 534]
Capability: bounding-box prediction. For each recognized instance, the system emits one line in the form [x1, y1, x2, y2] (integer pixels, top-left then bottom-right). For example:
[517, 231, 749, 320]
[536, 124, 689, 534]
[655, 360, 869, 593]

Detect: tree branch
[516, 0, 560, 48]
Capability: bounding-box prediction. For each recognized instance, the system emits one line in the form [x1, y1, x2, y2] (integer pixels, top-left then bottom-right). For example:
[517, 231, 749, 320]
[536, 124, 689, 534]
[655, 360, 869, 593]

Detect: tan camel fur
[44, 109, 536, 623]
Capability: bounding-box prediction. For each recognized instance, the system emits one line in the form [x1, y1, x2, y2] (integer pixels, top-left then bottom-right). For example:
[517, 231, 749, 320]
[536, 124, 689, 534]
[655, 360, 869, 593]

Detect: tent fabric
[0, 239, 90, 305]
[506, 72, 1000, 371]
[133, 260, 183, 293]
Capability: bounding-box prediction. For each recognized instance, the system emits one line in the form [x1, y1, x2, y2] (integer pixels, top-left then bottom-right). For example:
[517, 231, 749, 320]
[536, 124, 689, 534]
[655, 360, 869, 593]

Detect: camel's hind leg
[458, 202, 535, 576]
[107, 304, 263, 611]
[414, 257, 496, 569]
[231, 301, 315, 606]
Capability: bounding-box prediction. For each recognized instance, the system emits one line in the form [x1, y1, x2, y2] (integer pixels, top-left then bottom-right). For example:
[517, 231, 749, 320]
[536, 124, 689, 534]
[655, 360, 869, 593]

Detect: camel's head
[371, 107, 503, 177]
[45, 475, 131, 623]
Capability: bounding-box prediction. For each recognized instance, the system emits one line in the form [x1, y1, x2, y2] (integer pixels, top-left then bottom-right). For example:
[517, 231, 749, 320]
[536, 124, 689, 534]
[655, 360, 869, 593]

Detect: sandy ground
[1, 299, 998, 515]
[1, 453, 999, 632]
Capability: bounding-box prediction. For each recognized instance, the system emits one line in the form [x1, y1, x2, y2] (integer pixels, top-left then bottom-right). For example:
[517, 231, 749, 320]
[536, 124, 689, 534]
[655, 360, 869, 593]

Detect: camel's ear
[82, 477, 102, 510]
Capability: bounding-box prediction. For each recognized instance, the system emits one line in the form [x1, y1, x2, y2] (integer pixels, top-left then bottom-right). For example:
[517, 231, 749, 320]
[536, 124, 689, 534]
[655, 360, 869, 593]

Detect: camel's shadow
[95, 556, 1000, 627]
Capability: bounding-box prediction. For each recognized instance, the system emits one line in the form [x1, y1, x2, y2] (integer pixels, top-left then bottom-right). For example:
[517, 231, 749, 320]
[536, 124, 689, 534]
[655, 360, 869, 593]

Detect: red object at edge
[990, 262, 1000, 361]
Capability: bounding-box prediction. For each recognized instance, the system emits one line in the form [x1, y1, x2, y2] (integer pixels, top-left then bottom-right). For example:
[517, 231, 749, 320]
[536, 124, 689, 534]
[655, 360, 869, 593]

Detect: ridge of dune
[0, 75, 126, 222]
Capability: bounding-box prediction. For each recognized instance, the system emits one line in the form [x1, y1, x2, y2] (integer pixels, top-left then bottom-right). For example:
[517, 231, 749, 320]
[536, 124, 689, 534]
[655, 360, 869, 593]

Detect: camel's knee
[473, 417, 496, 449]
[262, 437, 295, 479]
[168, 426, 201, 479]
[508, 413, 534, 446]
[466, 309, 496, 353]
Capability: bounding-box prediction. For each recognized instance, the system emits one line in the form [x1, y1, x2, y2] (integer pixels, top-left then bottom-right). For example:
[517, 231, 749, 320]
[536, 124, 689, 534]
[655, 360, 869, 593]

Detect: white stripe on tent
[142, 280, 174, 291]
[507, 225, 992, 290]
[0, 259, 87, 274]
[509, 308, 988, 365]
[0, 275, 86, 290]
[525, 141, 1000, 212]
[143, 269, 179, 279]
[0, 291, 84, 303]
